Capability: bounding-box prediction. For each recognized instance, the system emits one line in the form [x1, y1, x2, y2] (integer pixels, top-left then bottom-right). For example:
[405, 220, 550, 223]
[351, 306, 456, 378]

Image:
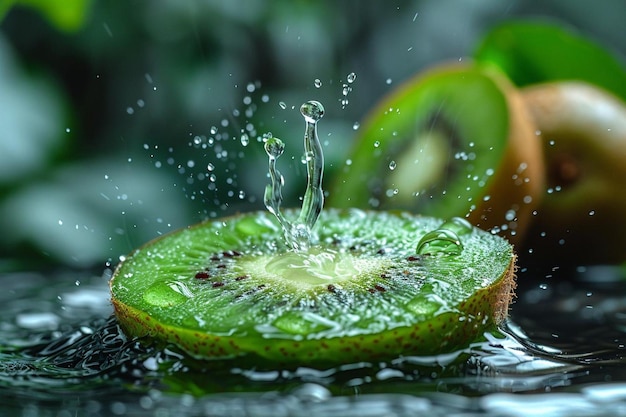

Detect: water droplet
[386, 78, 392, 85]
[407, 294, 440, 316]
[416, 229, 463, 256]
[207, 163, 215, 172]
[373, 141, 380, 148]
[279, 101, 287, 110]
[438, 217, 473, 236]
[347, 72, 357, 83]
[264, 137, 285, 159]
[246, 82, 255, 93]
[352, 122, 360, 130]
[385, 188, 399, 197]
[388, 160, 397, 170]
[143, 281, 192, 307]
[314, 79, 322, 88]
[210, 126, 218, 134]
[300, 151, 314, 164]
[240, 133, 250, 146]
[505, 209, 516, 222]
[300, 100, 325, 123]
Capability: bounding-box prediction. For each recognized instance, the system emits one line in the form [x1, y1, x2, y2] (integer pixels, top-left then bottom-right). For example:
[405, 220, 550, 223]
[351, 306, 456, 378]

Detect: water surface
[1, 265, 626, 416]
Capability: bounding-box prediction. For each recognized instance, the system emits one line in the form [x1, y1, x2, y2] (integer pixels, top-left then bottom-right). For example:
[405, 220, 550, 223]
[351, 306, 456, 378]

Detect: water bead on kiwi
[521, 82, 626, 265]
[110, 98, 517, 366]
[329, 63, 545, 245]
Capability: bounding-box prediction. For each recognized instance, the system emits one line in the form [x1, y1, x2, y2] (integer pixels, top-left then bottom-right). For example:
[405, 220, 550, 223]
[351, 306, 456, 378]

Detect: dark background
[1, 0, 624, 268]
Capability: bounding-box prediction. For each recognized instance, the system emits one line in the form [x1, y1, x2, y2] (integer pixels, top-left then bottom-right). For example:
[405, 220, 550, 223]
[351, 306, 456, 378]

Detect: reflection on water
[1, 266, 626, 416]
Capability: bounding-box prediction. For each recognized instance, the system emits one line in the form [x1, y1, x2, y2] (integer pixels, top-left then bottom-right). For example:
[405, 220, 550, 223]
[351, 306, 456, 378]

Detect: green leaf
[1, 0, 91, 32]
[474, 20, 626, 101]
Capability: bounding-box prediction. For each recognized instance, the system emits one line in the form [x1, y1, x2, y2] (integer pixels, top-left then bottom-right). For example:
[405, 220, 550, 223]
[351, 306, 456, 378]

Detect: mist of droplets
[139, 80, 274, 218]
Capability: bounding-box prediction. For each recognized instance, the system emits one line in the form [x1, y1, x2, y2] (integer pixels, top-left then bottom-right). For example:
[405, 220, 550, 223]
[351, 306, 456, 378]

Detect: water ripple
[1, 266, 626, 416]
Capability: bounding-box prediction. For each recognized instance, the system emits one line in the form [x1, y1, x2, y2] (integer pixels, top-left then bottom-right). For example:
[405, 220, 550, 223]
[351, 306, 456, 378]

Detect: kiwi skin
[329, 63, 544, 246]
[521, 82, 626, 265]
[471, 67, 544, 244]
[110, 209, 517, 366]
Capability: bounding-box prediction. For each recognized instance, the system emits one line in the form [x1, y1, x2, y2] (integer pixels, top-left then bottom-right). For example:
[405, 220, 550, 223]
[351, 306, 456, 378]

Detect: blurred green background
[1, 0, 624, 268]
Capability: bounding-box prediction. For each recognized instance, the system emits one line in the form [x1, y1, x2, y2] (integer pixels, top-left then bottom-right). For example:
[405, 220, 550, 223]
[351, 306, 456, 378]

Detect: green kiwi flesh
[110, 208, 516, 365]
[330, 65, 509, 215]
[329, 64, 544, 244]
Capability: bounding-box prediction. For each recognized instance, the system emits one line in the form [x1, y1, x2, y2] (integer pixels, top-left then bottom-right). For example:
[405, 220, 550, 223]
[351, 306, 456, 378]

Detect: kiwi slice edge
[110, 208, 516, 365]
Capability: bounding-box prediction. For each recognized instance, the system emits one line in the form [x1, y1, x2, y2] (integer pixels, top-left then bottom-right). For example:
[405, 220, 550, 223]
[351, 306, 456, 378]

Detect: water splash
[264, 100, 325, 251]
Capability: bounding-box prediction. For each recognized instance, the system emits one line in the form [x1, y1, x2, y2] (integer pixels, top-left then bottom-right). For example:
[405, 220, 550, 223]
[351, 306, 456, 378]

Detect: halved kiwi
[522, 82, 626, 265]
[110, 208, 516, 365]
[329, 63, 544, 244]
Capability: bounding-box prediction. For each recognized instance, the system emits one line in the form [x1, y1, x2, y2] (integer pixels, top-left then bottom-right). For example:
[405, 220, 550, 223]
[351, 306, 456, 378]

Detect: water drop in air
[300, 100, 325, 123]
[264, 136, 285, 160]
[347, 72, 357, 83]
[388, 160, 397, 170]
[314, 79, 322, 88]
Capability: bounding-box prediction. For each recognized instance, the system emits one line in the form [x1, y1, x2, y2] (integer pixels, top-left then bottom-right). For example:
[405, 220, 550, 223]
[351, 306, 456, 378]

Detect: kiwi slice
[522, 82, 626, 265]
[329, 63, 544, 244]
[110, 208, 516, 365]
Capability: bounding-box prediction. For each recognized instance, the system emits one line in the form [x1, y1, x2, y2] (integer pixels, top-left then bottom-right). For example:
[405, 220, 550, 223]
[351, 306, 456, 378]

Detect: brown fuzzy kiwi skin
[521, 82, 626, 265]
[111, 256, 516, 366]
[467, 68, 545, 246]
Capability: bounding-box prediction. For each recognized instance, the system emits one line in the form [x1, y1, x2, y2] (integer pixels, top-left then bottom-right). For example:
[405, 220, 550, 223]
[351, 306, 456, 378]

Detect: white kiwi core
[244, 248, 389, 287]
[387, 130, 450, 203]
